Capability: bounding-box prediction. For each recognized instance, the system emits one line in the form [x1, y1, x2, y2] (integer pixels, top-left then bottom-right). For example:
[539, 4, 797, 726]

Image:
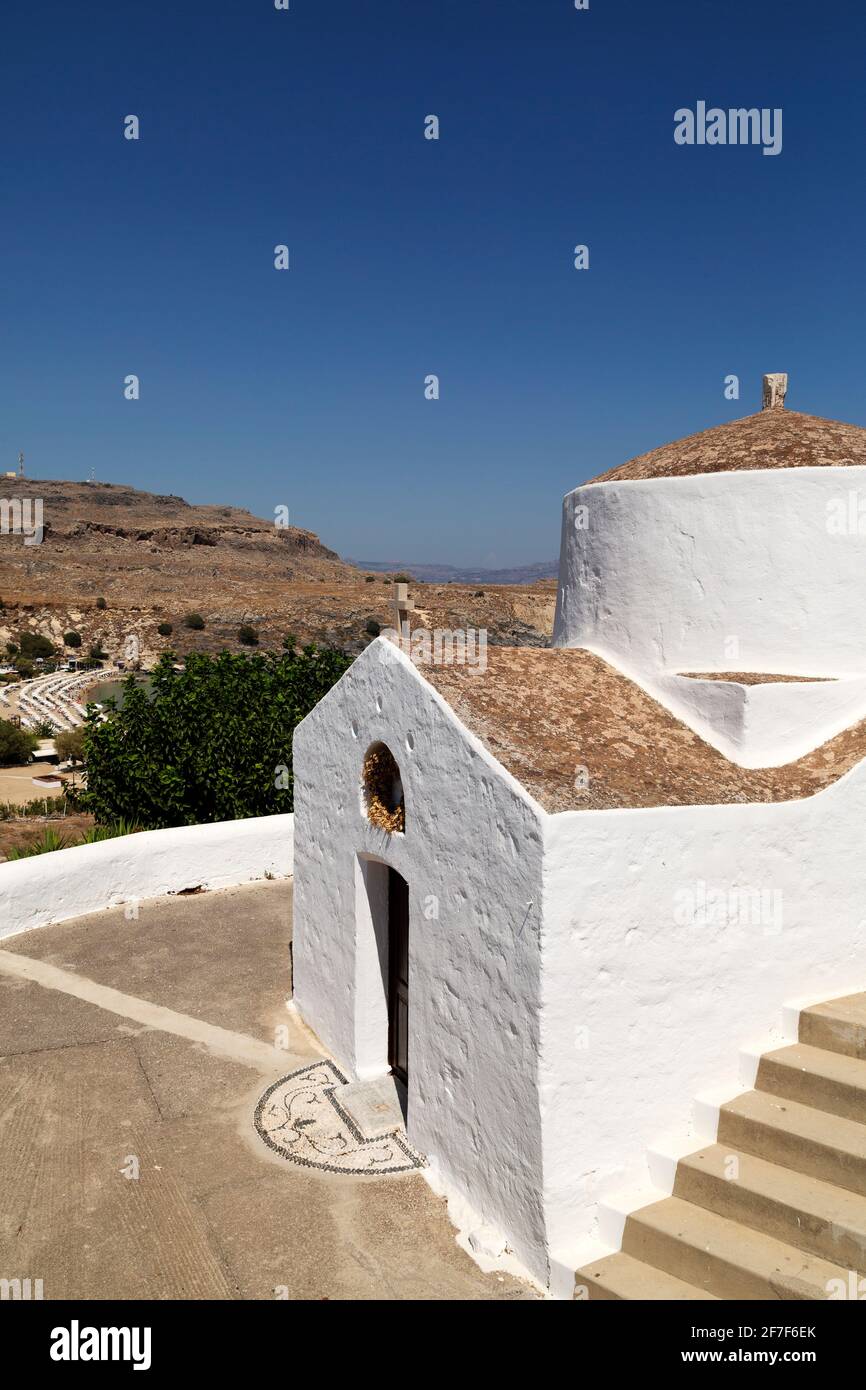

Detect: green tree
[82, 645, 352, 828]
[238, 624, 259, 646]
[184, 612, 205, 630]
[55, 727, 86, 764]
[18, 632, 55, 660]
[157, 621, 173, 637]
[64, 630, 82, 648]
[0, 719, 39, 766]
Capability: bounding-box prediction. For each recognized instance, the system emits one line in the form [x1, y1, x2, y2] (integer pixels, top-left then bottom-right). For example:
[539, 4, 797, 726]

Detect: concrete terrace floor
[0, 880, 536, 1301]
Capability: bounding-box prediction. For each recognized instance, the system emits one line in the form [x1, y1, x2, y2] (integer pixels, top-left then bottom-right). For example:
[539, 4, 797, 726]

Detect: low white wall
[539, 764, 866, 1268]
[553, 466, 866, 678]
[0, 814, 294, 941]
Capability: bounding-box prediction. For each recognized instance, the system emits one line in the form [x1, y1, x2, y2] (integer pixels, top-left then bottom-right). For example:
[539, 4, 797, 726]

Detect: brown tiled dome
[590, 408, 866, 484]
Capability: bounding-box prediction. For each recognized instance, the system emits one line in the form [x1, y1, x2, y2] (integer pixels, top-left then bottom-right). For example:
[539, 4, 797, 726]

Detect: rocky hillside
[0, 477, 555, 662]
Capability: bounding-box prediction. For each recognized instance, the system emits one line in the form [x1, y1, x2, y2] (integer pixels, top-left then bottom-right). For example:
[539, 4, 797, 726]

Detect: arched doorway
[355, 856, 410, 1106]
[387, 867, 409, 1086]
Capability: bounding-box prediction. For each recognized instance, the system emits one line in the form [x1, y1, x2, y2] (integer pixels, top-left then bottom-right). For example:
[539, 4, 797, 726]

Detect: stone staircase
[576, 993, 866, 1300]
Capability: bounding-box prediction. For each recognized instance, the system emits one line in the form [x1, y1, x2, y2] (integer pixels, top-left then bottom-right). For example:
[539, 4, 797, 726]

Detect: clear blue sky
[2, 0, 864, 566]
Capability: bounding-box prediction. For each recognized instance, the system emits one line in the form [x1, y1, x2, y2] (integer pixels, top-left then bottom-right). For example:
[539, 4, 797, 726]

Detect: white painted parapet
[0, 813, 294, 941]
[631, 667, 866, 768]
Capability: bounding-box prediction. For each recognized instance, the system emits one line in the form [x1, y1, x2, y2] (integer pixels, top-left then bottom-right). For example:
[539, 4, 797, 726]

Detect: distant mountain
[348, 559, 558, 586]
[0, 479, 557, 661]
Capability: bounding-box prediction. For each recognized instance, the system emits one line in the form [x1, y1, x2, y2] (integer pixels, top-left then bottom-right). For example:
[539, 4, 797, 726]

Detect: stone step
[574, 1249, 718, 1301]
[800, 994, 866, 1061]
[622, 1194, 851, 1300]
[756, 1043, 866, 1123]
[718, 1089, 866, 1197]
[675, 1144, 866, 1271]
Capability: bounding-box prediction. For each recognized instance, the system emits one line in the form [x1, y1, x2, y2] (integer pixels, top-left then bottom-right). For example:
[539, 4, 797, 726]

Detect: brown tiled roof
[421, 647, 866, 813]
[590, 409, 866, 484]
[680, 672, 833, 685]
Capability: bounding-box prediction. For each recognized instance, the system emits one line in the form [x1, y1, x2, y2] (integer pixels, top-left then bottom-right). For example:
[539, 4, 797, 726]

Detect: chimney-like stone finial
[762, 373, 788, 410]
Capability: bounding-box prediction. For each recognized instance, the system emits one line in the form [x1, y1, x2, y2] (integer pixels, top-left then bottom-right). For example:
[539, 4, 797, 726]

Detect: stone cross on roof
[762, 373, 788, 410]
[392, 582, 414, 638]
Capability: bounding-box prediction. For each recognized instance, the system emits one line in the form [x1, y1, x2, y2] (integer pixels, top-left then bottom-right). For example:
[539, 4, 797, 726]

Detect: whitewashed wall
[292, 641, 549, 1282]
[0, 814, 294, 941]
[540, 765, 866, 1273]
[553, 466, 866, 678]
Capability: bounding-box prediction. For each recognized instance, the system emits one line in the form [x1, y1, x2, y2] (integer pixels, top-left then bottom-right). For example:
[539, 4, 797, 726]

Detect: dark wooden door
[387, 869, 409, 1086]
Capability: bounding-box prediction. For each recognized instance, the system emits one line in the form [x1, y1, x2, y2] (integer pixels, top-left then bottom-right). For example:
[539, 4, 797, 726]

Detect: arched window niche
[362, 742, 405, 834]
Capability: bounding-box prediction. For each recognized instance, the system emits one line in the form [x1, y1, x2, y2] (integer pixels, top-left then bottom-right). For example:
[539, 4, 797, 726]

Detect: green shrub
[33, 718, 58, 738]
[183, 612, 205, 631]
[82, 645, 352, 828]
[238, 624, 259, 646]
[18, 632, 54, 660]
[95, 596, 107, 610]
[0, 720, 39, 766]
[64, 631, 82, 648]
[79, 818, 141, 844]
[157, 621, 173, 637]
[89, 644, 108, 662]
[365, 619, 381, 637]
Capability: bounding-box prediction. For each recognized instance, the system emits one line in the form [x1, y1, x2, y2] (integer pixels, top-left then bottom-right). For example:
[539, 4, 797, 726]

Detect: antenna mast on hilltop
[18, 452, 24, 477]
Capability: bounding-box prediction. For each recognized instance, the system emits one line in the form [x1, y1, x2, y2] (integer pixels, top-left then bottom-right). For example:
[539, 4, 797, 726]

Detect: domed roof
[590, 403, 866, 485]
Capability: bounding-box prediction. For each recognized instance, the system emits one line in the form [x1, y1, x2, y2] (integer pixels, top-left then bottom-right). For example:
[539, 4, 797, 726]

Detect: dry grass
[0, 812, 94, 860]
